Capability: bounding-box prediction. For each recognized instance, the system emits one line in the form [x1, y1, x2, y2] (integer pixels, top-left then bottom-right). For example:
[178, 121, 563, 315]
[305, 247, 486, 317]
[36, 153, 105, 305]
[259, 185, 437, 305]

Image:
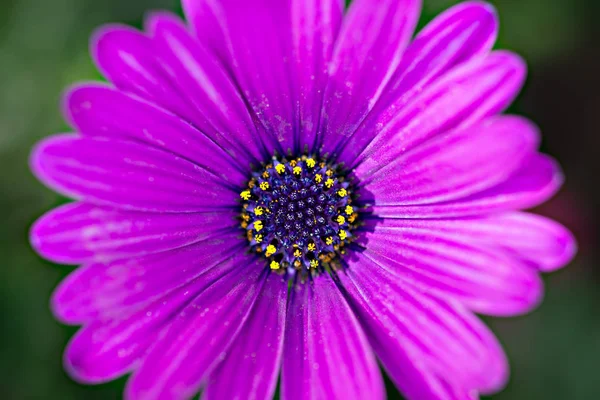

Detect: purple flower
[29, 0, 576, 399]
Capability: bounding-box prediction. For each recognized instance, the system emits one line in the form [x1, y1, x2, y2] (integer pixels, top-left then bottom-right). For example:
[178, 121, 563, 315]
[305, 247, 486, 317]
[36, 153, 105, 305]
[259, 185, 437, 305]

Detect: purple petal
[332, 1, 498, 165]
[91, 25, 194, 121]
[372, 212, 576, 272]
[282, 274, 384, 400]
[30, 202, 238, 264]
[318, 0, 421, 153]
[66, 84, 250, 181]
[91, 21, 265, 165]
[30, 135, 236, 212]
[290, 0, 343, 150]
[145, 13, 267, 163]
[339, 51, 526, 168]
[383, 1, 498, 104]
[337, 256, 509, 397]
[372, 154, 563, 218]
[357, 220, 543, 316]
[183, 0, 301, 153]
[202, 273, 286, 400]
[361, 116, 539, 204]
[63, 251, 249, 383]
[51, 233, 245, 325]
[125, 259, 267, 400]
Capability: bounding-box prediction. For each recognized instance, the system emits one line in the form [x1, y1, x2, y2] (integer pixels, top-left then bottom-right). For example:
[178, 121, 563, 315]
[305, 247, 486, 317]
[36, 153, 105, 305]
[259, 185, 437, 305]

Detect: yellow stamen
[310, 259, 319, 268]
[270, 261, 280, 270]
[293, 249, 301, 258]
[240, 190, 251, 200]
[325, 178, 334, 188]
[275, 164, 286, 174]
[254, 221, 264, 232]
[336, 215, 346, 224]
[260, 181, 270, 191]
[254, 206, 264, 216]
[325, 237, 333, 245]
[326, 170, 333, 176]
[315, 174, 323, 183]
[345, 205, 354, 215]
[307, 243, 316, 252]
[337, 188, 347, 197]
[306, 158, 316, 168]
[339, 230, 348, 240]
[293, 166, 302, 175]
[266, 245, 276, 257]
[255, 234, 263, 244]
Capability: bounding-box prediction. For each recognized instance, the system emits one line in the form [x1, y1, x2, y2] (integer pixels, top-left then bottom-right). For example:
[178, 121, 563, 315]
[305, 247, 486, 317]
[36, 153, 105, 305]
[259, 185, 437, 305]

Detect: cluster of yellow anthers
[239, 155, 359, 272]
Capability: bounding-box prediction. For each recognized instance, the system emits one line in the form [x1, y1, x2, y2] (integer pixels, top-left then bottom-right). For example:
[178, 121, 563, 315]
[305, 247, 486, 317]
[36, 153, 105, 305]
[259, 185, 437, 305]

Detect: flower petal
[202, 273, 286, 400]
[30, 135, 236, 212]
[51, 233, 245, 325]
[30, 202, 238, 264]
[337, 256, 509, 396]
[340, 51, 526, 169]
[357, 220, 544, 316]
[372, 212, 576, 272]
[318, 0, 421, 154]
[91, 22, 264, 165]
[290, 0, 343, 150]
[66, 84, 250, 180]
[91, 25, 193, 122]
[361, 116, 539, 204]
[282, 274, 384, 400]
[146, 14, 267, 163]
[372, 154, 563, 218]
[125, 260, 267, 400]
[333, 1, 498, 165]
[182, 0, 303, 153]
[62, 252, 248, 383]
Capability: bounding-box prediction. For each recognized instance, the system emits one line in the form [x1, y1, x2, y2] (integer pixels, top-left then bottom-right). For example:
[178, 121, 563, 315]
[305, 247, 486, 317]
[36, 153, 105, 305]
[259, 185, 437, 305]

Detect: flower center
[240, 155, 358, 275]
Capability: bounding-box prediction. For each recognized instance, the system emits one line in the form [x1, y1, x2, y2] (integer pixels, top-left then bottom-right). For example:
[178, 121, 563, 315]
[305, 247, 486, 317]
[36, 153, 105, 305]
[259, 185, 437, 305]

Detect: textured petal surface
[31, 135, 236, 212]
[290, 0, 344, 150]
[282, 274, 384, 400]
[318, 0, 421, 154]
[342, 51, 526, 169]
[337, 255, 509, 397]
[31, 202, 237, 264]
[371, 212, 576, 272]
[91, 21, 264, 165]
[332, 1, 497, 164]
[63, 251, 249, 383]
[357, 220, 544, 316]
[52, 233, 244, 324]
[147, 14, 267, 163]
[184, 0, 324, 153]
[66, 84, 250, 180]
[125, 260, 266, 400]
[382, 1, 498, 106]
[372, 154, 563, 218]
[362, 116, 539, 205]
[202, 274, 286, 400]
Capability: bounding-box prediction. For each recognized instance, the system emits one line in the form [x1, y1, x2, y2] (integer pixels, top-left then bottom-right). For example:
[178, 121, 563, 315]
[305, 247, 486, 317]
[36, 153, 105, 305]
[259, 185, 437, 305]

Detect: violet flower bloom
[30, 0, 576, 399]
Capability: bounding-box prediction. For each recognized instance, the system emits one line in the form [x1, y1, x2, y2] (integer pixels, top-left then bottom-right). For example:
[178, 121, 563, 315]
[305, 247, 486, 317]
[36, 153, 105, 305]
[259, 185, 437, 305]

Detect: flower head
[30, 1, 576, 399]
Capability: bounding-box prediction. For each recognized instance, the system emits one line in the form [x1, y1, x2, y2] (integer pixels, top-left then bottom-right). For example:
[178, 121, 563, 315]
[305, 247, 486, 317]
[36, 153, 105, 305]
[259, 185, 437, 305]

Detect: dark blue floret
[239, 156, 358, 276]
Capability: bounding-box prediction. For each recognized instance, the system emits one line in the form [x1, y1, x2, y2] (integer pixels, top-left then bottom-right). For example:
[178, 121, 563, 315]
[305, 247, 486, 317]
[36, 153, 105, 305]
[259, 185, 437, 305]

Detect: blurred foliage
[0, 0, 598, 399]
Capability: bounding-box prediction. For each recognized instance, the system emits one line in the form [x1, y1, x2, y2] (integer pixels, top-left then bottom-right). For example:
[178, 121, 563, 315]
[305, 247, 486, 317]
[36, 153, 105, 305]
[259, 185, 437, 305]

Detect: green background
[1, 0, 598, 398]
